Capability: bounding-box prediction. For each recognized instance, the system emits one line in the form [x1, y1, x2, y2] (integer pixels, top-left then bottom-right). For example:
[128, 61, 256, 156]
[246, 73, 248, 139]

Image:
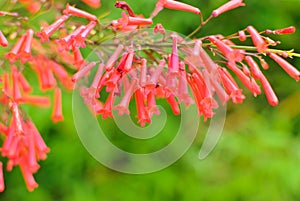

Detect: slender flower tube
[259, 73, 278, 106]
[135, 89, 151, 127]
[5, 35, 26, 63]
[245, 56, 262, 79]
[0, 162, 4, 192]
[75, 21, 97, 48]
[139, 58, 147, 87]
[105, 44, 124, 71]
[247, 26, 267, 53]
[115, 79, 137, 115]
[63, 4, 97, 21]
[227, 62, 261, 96]
[19, 162, 38, 192]
[151, 0, 201, 18]
[98, 92, 114, 119]
[123, 46, 134, 72]
[51, 88, 64, 123]
[56, 25, 85, 51]
[37, 15, 69, 43]
[166, 95, 180, 115]
[72, 62, 97, 82]
[169, 34, 179, 74]
[268, 53, 300, 81]
[208, 36, 243, 63]
[18, 72, 32, 93]
[212, 0, 245, 17]
[20, 29, 34, 63]
[73, 46, 85, 68]
[21, 95, 50, 107]
[198, 42, 217, 73]
[218, 67, 245, 104]
[12, 69, 22, 101]
[0, 30, 8, 47]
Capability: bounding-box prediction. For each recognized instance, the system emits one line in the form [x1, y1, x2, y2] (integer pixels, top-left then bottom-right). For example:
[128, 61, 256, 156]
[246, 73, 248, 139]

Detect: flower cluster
[0, 0, 299, 192]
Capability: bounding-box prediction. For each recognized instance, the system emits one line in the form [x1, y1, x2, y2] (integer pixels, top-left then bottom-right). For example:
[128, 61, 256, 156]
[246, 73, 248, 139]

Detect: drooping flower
[5, 34, 26, 63]
[268, 52, 300, 81]
[36, 15, 69, 43]
[51, 88, 64, 123]
[247, 26, 268, 53]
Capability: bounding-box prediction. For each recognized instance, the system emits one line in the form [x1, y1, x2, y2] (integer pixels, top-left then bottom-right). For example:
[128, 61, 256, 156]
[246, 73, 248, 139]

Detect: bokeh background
[1, 0, 300, 200]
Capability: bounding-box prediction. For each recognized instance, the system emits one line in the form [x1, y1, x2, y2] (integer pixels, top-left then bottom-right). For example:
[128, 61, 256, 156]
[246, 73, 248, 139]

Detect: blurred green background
[1, 0, 300, 200]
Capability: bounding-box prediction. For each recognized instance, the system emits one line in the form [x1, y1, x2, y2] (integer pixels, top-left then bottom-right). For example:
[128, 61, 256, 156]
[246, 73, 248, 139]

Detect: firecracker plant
[0, 0, 299, 192]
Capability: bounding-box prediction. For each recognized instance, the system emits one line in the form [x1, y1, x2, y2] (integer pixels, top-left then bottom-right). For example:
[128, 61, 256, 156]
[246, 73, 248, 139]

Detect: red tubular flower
[56, 26, 86, 51]
[147, 90, 160, 116]
[149, 59, 166, 86]
[12, 68, 22, 101]
[178, 64, 193, 107]
[198, 42, 217, 73]
[105, 44, 124, 71]
[238, 30, 246, 41]
[268, 53, 300, 81]
[168, 35, 179, 74]
[18, 72, 32, 93]
[203, 69, 230, 104]
[19, 162, 38, 192]
[218, 67, 245, 104]
[0, 30, 8, 47]
[259, 73, 278, 106]
[63, 4, 97, 21]
[20, 95, 50, 107]
[37, 15, 69, 43]
[123, 47, 134, 72]
[5, 34, 26, 63]
[247, 26, 268, 53]
[115, 79, 137, 115]
[52, 88, 64, 123]
[72, 62, 97, 83]
[227, 62, 261, 96]
[151, 0, 201, 18]
[82, 0, 101, 9]
[20, 29, 34, 63]
[135, 89, 151, 127]
[75, 21, 97, 48]
[0, 162, 4, 192]
[266, 26, 296, 35]
[139, 58, 147, 87]
[245, 56, 262, 79]
[242, 64, 251, 76]
[208, 36, 243, 63]
[166, 95, 180, 115]
[120, 12, 152, 27]
[115, 1, 135, 17]
[98, 92, 114, 119]
[212, 0, 245, 17]
[72, 46, 85, 68]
